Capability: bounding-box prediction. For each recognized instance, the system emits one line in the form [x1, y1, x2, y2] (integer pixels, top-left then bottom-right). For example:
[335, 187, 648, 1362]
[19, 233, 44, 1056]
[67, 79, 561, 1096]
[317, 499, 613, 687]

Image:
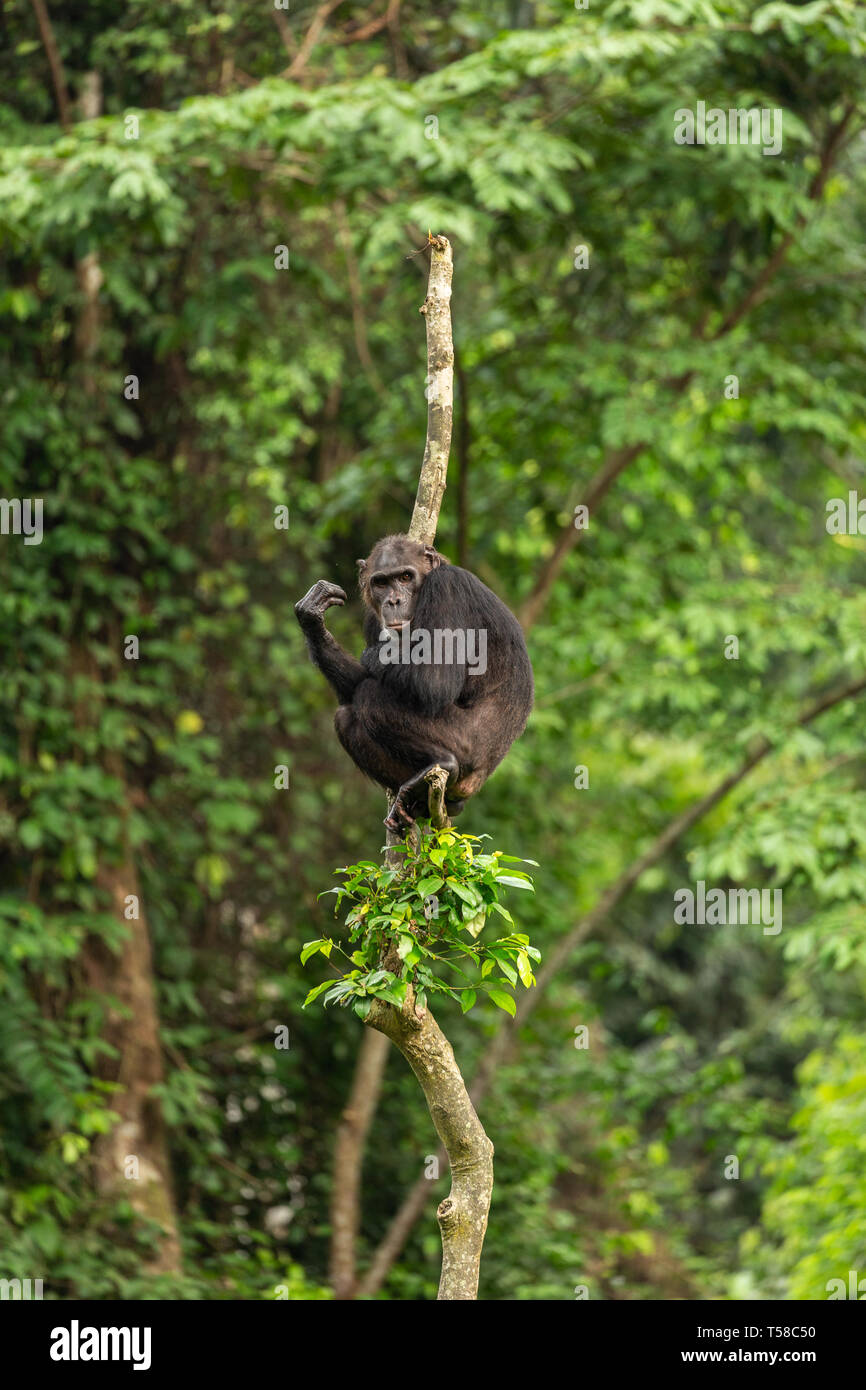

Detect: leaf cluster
[302, 830, 539, 1020]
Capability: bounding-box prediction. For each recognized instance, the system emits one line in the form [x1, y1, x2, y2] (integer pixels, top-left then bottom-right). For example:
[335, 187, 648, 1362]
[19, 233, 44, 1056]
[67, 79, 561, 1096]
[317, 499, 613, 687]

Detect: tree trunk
[365, 992, 493, 1300]
[329, 1029, 390, 1298]
[85, 859, 183, 1274]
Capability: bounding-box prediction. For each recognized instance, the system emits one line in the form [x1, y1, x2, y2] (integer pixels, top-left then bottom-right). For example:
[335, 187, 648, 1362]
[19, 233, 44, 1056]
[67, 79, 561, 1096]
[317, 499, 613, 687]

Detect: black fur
[295, 538, 533, 828]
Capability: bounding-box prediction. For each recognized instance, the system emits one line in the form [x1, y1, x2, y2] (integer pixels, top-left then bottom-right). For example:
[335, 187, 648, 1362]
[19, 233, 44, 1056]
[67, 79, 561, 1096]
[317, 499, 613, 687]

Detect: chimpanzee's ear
[423, 546, 443, 569]
[356, 558, 367, 573]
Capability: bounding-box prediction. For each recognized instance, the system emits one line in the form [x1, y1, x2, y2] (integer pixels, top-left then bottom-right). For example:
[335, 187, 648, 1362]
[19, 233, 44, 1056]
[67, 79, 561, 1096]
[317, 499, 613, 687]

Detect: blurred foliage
[0, 0, 865, 1299]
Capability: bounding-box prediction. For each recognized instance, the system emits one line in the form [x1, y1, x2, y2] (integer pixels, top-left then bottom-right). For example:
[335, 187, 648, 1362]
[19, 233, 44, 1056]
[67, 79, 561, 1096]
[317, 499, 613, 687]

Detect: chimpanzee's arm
[295, 580, 366, 704]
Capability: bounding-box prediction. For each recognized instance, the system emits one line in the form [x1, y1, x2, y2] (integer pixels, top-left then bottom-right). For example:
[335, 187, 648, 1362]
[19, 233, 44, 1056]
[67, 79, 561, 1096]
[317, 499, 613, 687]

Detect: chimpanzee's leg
[333, 703, 414, 791]
[384, 752, 459, 832]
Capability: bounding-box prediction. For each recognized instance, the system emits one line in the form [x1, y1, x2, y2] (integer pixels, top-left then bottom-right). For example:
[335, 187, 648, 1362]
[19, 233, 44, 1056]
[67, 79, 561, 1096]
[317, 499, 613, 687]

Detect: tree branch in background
[29, 0, 71, 132]
[472, 670, 866, 1092]
[518, 442, 642, 630]
[271, 6, 298, 62]
[335, 200, 385, 396]
[336, 0, 402, 44]
[710, 102, 857, 339]
[355, 671, 866, 1296]
[329, 1020, 390, 1298]
[518, 105, 859, 634]
[282, 0, 345, 82]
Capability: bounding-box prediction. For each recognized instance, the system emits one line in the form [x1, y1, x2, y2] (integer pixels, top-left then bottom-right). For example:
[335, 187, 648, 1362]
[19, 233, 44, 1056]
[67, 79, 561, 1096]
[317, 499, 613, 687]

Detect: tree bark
[409, 234, 453, 546]
[330, 1027, 390, 1298]
[72, 655, 182, 1274]
[85, 859, 182, 1274]
[30, 0, 71, 131]
[364, 988, 493, 1300]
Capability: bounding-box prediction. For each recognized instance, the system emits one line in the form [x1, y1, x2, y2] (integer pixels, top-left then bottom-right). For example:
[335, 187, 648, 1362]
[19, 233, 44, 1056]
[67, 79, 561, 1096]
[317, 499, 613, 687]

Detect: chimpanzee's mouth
[386, 620, 407, 630]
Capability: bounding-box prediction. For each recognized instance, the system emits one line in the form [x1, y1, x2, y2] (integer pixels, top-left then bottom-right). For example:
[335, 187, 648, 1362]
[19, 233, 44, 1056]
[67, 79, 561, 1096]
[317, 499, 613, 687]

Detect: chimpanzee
[295, 535, 533, 830]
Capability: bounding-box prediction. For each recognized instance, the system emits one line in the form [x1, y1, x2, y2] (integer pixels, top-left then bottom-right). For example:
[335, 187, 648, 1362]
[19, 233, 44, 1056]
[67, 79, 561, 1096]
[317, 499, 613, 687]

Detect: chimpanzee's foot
[384, 796, 416, 832]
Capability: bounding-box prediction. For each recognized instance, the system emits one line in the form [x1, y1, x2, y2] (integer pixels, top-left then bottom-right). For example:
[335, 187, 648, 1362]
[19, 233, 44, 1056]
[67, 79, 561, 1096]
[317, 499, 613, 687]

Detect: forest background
[1, 0, 865, 1301]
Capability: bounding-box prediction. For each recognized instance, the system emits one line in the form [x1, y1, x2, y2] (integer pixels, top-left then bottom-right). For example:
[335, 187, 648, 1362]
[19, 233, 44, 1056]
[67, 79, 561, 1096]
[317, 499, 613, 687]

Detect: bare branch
[30, 0, 71, 131]
[271, 6, 298, 62]
[335, 200, 385, 395]
[425, 765, 450, 829]
[282, 0, 344, 82]
[336, 0, 402, 43]
[518, 442, 642, 631]
[408, 235, 454, 545]
[710, 103, 858, 339]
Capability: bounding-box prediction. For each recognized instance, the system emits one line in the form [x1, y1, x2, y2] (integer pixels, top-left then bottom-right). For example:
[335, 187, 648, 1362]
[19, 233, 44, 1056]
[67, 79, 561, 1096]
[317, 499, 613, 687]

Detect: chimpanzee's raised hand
[294, 580, 365, 705]
[294, 581, 347, 630]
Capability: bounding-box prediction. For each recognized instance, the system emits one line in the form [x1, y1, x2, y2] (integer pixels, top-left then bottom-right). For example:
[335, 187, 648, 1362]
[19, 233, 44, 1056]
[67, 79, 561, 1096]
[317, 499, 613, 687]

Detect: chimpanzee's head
[357, 535, 444, 630]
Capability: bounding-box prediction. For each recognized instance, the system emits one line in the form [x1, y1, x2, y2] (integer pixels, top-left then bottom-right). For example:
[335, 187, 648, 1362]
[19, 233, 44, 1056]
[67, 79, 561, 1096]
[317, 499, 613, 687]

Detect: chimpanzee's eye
[400, 571, 413, 583]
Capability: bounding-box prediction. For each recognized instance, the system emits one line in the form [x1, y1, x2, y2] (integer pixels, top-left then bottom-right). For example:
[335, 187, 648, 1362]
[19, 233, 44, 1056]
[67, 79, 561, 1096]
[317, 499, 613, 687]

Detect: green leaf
[302, 980, 333, 1008]
[416, 875, 444, 896]
[462, 908, 486, 938]
[488, 989, 516, 1017]
[516, 950, 534, 988]
[301, 938, 332, 966]
[489, 950, 518, 986]
[323, 981, 357, 1007]
[447, 877, 480, 906]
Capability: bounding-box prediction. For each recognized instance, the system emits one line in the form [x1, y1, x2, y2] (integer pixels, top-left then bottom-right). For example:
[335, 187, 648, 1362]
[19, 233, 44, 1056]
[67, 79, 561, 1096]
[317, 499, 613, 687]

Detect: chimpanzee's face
[369, 548, 423, 630]
[358, 537, 441, 629]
